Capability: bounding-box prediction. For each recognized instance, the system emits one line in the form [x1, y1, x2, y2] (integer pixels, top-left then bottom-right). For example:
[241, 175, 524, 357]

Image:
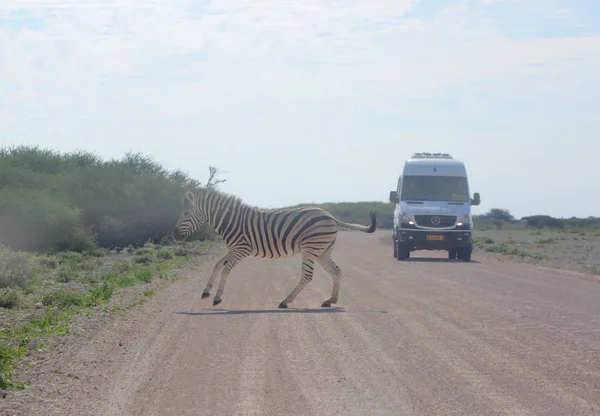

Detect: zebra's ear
[185, 191, 196, 203]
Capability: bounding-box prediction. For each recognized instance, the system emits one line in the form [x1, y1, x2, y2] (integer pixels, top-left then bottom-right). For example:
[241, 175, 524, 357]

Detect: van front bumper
[397, 229, 472, 250]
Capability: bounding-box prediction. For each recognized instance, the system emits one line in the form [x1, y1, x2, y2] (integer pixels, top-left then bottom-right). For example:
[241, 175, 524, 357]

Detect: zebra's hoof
[321, 300, 332, 307]
[278, 301, 288, 309]
[213, 298, 222, 306]
[202, 291, 211, 299]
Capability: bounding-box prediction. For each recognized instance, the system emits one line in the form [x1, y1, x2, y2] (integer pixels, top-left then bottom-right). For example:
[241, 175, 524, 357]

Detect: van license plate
[427, 235, 445, 241]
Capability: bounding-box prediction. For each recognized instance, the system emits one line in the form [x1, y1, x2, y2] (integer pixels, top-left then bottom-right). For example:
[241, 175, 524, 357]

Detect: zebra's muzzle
[172, 228, 185, 241]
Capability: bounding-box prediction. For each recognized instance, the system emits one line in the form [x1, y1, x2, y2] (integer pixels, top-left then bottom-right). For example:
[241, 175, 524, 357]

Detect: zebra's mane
[193, 187, 257, 211]
[192, 187, 294, 214]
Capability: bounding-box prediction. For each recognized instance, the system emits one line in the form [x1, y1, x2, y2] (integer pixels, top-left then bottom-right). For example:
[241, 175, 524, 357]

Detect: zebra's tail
[333, 210, 377, 233]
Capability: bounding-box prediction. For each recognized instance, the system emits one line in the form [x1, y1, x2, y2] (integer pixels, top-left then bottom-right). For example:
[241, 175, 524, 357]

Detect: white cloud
[1, 0, 599, 217]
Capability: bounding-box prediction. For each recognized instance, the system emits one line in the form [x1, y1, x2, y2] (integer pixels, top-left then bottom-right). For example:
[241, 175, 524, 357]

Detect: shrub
[57, 251, 84, 264]
[0, 188, 95, 253]
[84, 248, 108, 257]
[87, 282, 114, 304]
[55, 268, 76, 283]
[36, 255, 60, 270]
[157, 251, 174, 260]
[0, 146, 222, 252]
[134, 254, 153, 264]
[104, 260, 132, 277]
[41, 290, 87, 309]
[0, 286, 25, 309]
[135, 268, 153, 283]
[174, 248, 189, 257]
[0, 248, 38, 288]
[535, 238, 555, 244]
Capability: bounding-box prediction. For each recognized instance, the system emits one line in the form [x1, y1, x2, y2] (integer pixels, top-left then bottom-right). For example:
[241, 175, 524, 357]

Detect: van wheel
[461, 244, 472, 262]
[396, 242, 409, 260]
[393, 237, 398, 258]
[448, 249, 458, 260]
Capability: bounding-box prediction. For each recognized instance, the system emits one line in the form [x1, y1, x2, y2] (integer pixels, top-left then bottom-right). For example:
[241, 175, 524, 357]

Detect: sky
[0, 0, 599, 219]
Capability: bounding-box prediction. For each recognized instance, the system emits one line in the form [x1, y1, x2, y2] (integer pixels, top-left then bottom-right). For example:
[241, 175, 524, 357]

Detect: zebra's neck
[201, 190, 255, 240]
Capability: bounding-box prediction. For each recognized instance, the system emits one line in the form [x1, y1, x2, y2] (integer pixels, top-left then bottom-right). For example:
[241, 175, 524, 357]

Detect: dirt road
[8, 230, 600, 416]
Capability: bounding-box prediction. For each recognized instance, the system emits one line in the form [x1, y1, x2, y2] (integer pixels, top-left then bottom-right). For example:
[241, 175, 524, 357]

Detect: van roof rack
[411, 152, 453, 159]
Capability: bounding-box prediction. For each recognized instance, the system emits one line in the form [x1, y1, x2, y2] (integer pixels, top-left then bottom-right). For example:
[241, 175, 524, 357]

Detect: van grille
[414, 215, 456, 228]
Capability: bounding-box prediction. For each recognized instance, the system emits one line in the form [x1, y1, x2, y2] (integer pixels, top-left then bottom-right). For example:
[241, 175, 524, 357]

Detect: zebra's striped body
[172, 188, 376, 308]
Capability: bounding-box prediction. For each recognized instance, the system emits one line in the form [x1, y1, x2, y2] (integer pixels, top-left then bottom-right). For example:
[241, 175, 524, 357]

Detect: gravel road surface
[6, 230, 600, 416]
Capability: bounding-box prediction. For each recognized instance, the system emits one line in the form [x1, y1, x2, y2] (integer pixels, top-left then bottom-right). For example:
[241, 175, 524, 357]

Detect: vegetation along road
[2, 229, 599, 416]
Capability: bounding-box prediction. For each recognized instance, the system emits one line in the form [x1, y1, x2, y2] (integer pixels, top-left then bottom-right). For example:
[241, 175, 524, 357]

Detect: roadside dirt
[473, 228, 600, 275]
[2, 230, 600, 416]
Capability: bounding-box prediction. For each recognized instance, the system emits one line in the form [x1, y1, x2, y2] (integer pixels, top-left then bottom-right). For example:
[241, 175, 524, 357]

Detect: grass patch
[0, 240, 211, 390]
[0, 286, 25, 309]
[157, 251, 174, 260]
[581, 266, 600, 275]
[480, 243, 548, 261]
[534, 238, 555, 244]
[41, 290, 88, 309]
[134, 254, 153, 264]
[0, 248, 45, 289]
[174, 247, 190, 257]
[482, 244, 519, 255]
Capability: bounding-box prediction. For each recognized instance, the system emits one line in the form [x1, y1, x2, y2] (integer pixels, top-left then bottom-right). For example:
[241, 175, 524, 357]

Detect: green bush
[55, 267, 76, 283]
[0, 146, 221, 252]
[0, 286, 25, 309]
[103, 260, 132, 278]
[134, 254, 153, 264]
[41, 290, 87, 309]
[0, 248, 39, 288]
[36, 255, 60, 270]
[56, 251, 84, 266]
[0, 188, 95, 253]
[84, 248, 108, 257]
[135, 268, 153, 283]
[157, 251, 174, 260]
[174, 248, 189, 257]
[87, 282, 114, 304]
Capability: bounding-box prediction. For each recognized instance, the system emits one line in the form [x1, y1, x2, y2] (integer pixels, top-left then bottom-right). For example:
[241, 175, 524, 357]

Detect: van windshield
[401, 175, 469, 202]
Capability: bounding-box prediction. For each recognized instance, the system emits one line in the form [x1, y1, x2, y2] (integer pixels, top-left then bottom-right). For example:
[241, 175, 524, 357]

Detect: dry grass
[473, 228, 600, 275]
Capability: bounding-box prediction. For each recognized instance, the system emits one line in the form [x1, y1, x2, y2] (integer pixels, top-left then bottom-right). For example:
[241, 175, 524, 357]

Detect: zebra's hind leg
[278, 251, 316, 309]
[317, 244, 342, 307]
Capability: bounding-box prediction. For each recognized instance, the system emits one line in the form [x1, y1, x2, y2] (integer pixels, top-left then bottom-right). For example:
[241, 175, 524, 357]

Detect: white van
[388, 152, 481, 261]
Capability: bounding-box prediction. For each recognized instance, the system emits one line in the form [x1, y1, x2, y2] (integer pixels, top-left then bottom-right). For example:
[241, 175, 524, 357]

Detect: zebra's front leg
[278, 252, 316, 309]
[212, 249, 249, 306]
[202, 253, 230, 299]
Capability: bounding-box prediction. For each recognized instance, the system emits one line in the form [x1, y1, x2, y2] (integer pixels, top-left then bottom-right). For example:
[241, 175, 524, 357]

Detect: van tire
[461, 244, 472, 262]
[396, 241, 409, 260]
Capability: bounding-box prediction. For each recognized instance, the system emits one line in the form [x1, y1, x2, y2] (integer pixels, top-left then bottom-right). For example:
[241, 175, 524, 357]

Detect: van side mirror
[389, 191, 398, 204]
[470, 192, 481, 206]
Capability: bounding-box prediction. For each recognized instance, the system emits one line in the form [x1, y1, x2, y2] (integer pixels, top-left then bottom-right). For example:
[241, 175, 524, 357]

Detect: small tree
[483, 208, 515, 222]
[206, 166, 227, 189]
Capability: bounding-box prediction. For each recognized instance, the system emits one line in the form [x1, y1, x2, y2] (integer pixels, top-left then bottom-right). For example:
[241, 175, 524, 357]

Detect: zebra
[172, 188, 377, 309]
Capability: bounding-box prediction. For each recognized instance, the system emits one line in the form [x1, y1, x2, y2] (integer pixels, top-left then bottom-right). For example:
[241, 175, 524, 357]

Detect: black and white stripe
[173, 188, 376, 308]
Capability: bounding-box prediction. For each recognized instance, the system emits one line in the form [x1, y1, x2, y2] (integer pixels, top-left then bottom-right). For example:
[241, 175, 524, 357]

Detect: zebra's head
[172, 190, 206, 241]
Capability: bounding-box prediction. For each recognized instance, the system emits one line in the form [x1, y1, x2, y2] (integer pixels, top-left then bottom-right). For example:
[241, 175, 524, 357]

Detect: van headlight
[456, 214, 471, 227]
[401, 212, 414, 225]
